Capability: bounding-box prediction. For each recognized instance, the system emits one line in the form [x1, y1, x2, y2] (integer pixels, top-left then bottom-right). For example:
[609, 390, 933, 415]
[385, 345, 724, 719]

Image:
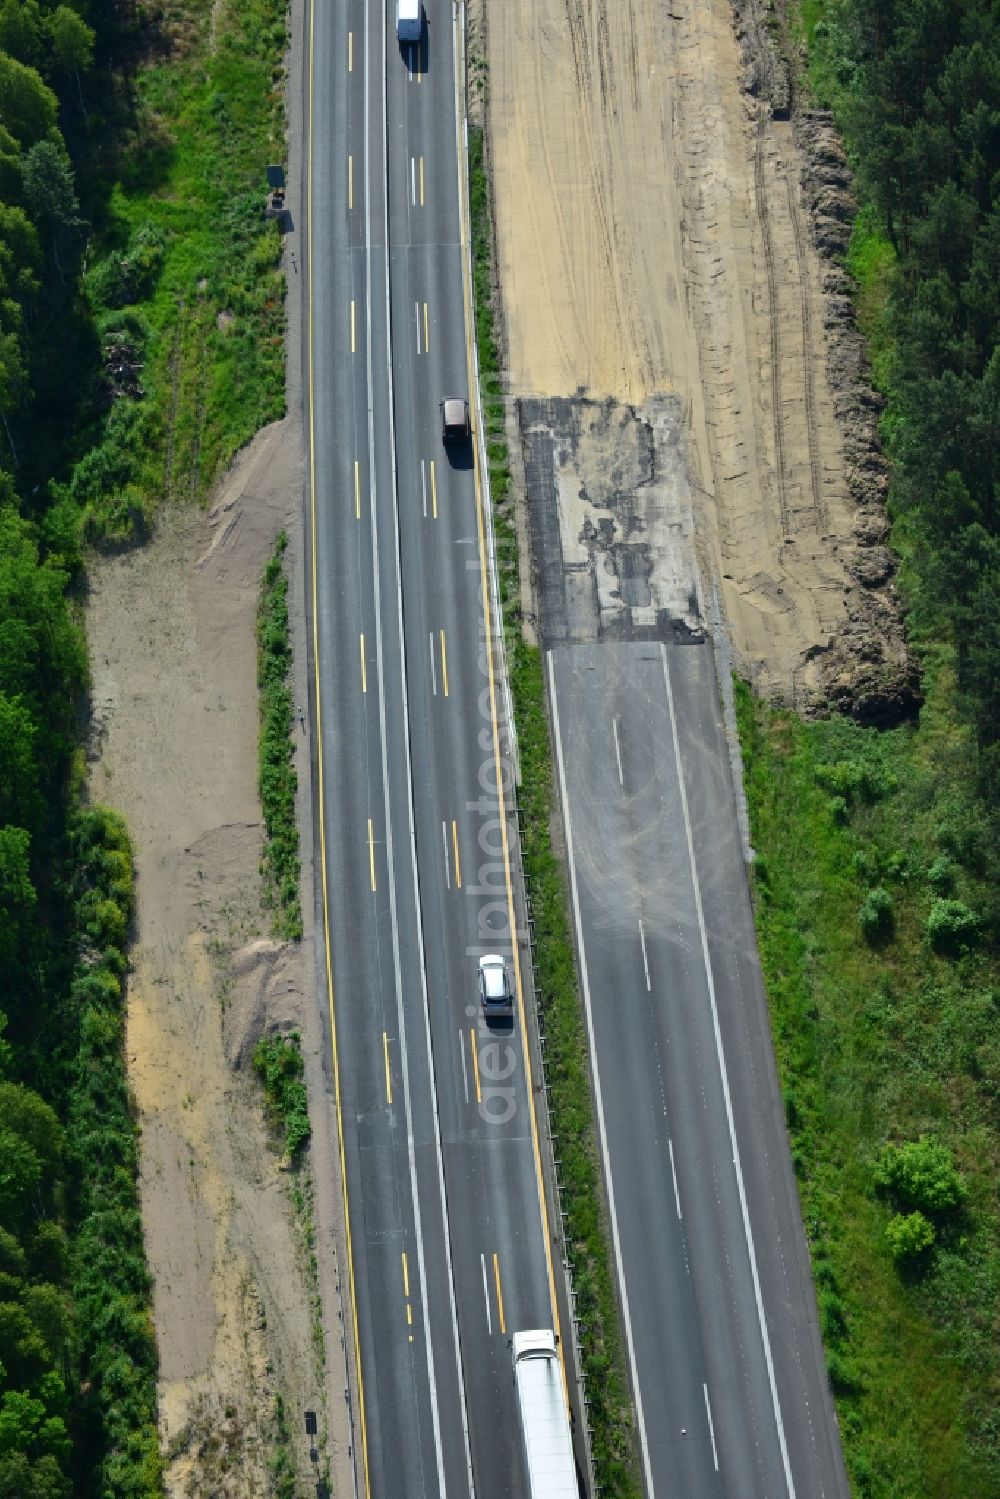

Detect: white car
[478, 954, 513, 1018]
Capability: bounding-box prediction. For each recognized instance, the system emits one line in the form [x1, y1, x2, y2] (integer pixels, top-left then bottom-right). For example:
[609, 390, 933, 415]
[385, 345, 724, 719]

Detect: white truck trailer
[512, 1330, 578, 1499]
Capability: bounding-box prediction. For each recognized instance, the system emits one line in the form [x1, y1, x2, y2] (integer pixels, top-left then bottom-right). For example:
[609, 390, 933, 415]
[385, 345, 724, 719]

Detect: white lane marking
[668, 1138, 683, 1221]
[375, 1, 474, 1484]
[410, 155, 416, 206]
[442, 819, 451, 889]
[612, 713, 624, 788]
[704, 1383, 719, 1471]
[661, 644, 795, 1498]
[429, 632, 437, 696]
[414, 299, 421, 354]
[460, 1032, 470, 1104]
[548, 652, 655, 1498]
[363, 5, 452, 1489]
[420, 458, 427, 518]
[480, 1253, 492, 1334]
[638, 918, 651, 992]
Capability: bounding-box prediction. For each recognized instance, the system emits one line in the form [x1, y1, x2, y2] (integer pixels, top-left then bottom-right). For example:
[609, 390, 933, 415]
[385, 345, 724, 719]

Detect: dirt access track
[485, 0, 917, 718]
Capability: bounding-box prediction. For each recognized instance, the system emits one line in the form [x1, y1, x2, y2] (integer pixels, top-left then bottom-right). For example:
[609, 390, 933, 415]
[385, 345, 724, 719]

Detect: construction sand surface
[86, 423, 353, 1497]
[486, 0, 913, 711]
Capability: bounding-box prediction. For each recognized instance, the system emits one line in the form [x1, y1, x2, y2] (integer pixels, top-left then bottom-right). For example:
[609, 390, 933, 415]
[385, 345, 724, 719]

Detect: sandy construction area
[86, 422, 353, 1497]
[485, 0, 914, 713]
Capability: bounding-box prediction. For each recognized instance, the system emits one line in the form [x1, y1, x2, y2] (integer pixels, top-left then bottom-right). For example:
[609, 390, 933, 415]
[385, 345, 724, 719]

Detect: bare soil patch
[485, 0, 915, 717]
[86, 421, 352, 1496]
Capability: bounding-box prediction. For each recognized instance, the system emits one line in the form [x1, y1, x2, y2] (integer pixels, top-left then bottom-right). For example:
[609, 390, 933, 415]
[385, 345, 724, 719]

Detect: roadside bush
[814, 756, 897, 807]
[885, 1211, 935, 1265]
[858, 886, 894, 944]
[257, 532, 302, 940]
[85, 224, 166, 310]
[925, 898, 980, 955]
[253, 1033, 310, 1159]
[875, 1137, 966, 1217]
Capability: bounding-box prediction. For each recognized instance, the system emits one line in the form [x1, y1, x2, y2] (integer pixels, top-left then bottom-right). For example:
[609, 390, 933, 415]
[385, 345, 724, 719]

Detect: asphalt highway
[302, 2, 566, 1496]
[549, 641, 850, 1499]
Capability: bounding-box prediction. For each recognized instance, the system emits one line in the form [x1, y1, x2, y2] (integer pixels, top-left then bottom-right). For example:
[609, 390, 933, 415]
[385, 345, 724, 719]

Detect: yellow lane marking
[423, 301, 429, 353]
[430, 458, 437, 519]
[382, 1031, 392, 1103]
[419, 155, 425, 206]
[354, 459, 361, 520]
[401, 1251, 410, 1298]
[367, 818, 376, 891]
[469, 1028, 482, 1104]
[451, 819, 462, 888]
[360, 633, 367, 693]
[492, 1253, 506, 1335]
[453, 37, 567, 1395]
[307, 0, 369, 1487]
[406, 1302, 413, 1325]
[348, 154, 354, 210]
[439, 629, 449, 698]
[348, 29, 353, 71]
[350, 299, 356, 354]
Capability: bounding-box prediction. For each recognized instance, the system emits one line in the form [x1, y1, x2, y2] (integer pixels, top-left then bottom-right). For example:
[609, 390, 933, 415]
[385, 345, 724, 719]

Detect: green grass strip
[257, 531, 303, 940]
[469, 125, 641, 1497]
[736, 675, 999, 1496]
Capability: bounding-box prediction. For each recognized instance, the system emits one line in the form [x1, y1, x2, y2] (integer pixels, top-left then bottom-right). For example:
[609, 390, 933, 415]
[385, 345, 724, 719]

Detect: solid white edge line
[378, 4, 476, 1491]
[548, 651, 655, 1498]
[442, 819, 451, 889]
[661, 645, 795, 1498]
[703, 1383, 719, 1472]
[421, 457, 427, 518]
[429, 631, 437, 695]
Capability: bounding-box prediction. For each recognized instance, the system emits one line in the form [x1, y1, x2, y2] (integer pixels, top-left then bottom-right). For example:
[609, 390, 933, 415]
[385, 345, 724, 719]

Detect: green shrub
[257, 532, 302, 940]
[875, 1137, 966, 1216]
[828, 795, 849, 825]
[925, 898, 979, 955]
[85, 223, 167, 310]
[885, 1211, 935, 1264]
[252, 1033, 310, 1159]
[858, 886, 894, 943]
[814, 756, 897, 807]
[926, 855, 957, 894]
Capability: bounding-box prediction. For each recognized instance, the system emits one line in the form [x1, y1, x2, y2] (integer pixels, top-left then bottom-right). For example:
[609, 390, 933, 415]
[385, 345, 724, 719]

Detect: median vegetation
[469, 126, 641, 1497]
[258, 531, 303, 939]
